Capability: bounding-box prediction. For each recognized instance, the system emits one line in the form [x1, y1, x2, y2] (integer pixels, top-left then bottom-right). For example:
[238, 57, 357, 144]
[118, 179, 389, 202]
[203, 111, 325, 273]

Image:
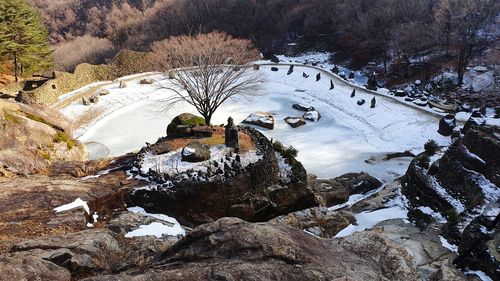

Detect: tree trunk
[203, 112, 212, 126]
[14, 52, 18, 82]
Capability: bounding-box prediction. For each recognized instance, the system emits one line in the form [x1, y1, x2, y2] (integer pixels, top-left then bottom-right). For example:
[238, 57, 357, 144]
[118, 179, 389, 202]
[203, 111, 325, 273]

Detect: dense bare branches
[151, 32, 260, 125]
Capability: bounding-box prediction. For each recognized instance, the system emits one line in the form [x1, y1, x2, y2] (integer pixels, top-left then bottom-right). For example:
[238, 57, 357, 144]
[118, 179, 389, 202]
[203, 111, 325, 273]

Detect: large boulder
[181, 141, 211, 163]
[83, 218, 420, 281]
[438, 114, 456, 136]
[166, 113, 205, 137]
[471, 71, 494, 93]
[292, 103, 314, 111]
[241, 112, 274, 130]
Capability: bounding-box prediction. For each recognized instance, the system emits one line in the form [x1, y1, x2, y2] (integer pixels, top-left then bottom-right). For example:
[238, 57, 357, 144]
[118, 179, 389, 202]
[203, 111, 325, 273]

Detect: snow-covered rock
[302, 110, 321, 122]
[242, 112, 275, 129]
[284, 117, 306, 128]
[472, 66, 488, 72]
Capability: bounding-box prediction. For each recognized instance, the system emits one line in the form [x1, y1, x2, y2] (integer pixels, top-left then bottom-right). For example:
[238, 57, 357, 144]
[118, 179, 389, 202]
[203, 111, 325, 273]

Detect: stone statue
[225, 117, 239, 152]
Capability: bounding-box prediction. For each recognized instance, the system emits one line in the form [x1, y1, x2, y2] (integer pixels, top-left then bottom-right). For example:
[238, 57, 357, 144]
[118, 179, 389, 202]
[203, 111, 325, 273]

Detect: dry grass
[165, 127, 256, 153]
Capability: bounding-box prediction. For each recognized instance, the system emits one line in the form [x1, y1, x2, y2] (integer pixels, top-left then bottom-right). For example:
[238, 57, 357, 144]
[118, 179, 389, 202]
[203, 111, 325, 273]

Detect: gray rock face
[471, 71, 494, 93]
[0, 253, 71, 281]
[438, 114, 456, 136]
[83, 218, 420, 281]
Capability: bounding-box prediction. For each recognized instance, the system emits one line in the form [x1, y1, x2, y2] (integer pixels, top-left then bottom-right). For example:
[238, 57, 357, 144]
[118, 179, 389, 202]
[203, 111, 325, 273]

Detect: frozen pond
[62, 64, 448, 182]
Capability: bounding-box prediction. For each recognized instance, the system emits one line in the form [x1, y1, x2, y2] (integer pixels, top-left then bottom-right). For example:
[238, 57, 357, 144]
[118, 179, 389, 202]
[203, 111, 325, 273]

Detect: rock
[0, 253, 71, 280]
[438, 114, 456, 136]
[241, 112, 274, 130]
[224, 117, 239, 150]
[119, 81, 127, 88]
[366, 73, 377, 90]
[82, 96, 90, 105]
[98, 89, 110, 96]
[471, 71, 494, 93]
[166, 113, 205, 137]
[330, 79, 335, 90]
[415, 79, 422, 85]
[270, 207, 352, 238]
[357, 99, 366, 106]
[139, 78, 155, 84]
[292, 103, 314, 112]
[351, 88, 356, 97]
[395, 90, 407, 97]
[472, 66, 488, 72]
[85, 218, 419, 281]
[309, 173, 382, 207]
[302, 72, 309, 78]
[316, 73, 321, 81]
[433, 72, 458, 89]
[131, 129, 316, 226]
[370, 96, 376, 108]
[270, 67, 279, 72]
[287, 65, 294, 75]
[413, 97, 428, 107]
[263, 52, 279, 63]
[252, 64, 260, 70]
[88, 95, 99, 104]
[284, 117, 306, 128]
[181, 141, 211, 163]
[331, 65, 339, 74]
[302, 110, 321, 122]
[349, 71, 355, 79]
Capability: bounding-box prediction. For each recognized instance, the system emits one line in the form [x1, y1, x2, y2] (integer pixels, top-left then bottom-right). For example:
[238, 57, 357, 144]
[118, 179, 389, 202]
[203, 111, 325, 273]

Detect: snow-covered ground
[59, 64, 449, 181]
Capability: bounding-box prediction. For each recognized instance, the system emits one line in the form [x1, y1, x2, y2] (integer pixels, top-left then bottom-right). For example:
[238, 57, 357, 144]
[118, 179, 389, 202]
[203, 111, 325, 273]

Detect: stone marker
[330, 80, 334, 90]
[351, 89, 356, 98]
[225, 117, 239, 152]
[370, 96, 376, 108]
[316, 73, 321, 81]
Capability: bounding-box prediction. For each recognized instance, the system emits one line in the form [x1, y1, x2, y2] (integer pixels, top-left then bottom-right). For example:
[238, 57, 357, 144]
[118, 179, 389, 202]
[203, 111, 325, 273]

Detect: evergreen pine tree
[0, 0, 52, 81]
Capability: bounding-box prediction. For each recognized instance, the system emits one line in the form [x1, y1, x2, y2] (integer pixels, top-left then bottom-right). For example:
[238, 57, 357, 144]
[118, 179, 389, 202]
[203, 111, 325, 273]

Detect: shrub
[182, 116, 205, 127]
[38, 150, 51, 161]
[416, 153, 430, 169]
[424, 139, 439, 155]
[273, 140, 298, 159]
[53, 131, 70, 143]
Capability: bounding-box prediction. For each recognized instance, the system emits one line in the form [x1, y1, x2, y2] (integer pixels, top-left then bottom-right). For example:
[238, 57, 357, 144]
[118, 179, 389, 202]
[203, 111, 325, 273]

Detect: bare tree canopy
[151, 32, 260, 125]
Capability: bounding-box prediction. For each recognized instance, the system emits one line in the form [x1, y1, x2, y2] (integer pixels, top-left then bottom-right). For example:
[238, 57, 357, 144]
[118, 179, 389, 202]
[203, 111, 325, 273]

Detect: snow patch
[54, 198, 90, 214]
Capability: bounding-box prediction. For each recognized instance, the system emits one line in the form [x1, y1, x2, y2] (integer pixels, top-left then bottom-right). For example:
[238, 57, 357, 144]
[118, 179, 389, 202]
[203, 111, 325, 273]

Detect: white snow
[60, 63, 449, 181]
[275, 152, 292, 181]
[464, 269, 494, 281]
[334, 206, 408, 238]
[421, 169, 465, 214]
[138, 145, 261, 179]
[439, 235, 458, 253]
[302, 110, 320, 121]
[53, 198, 90, 214]
[125, 206, 185, 238]
[328, 184, 385, 211]
[418, 206, 447, 223]
[125, 222, 183, 238]
[243, 112, 274, 125]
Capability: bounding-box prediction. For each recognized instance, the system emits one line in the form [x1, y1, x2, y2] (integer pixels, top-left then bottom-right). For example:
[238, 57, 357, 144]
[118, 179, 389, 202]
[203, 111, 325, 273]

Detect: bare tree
[435, 0, 500, 86]
[151, 32, 260, 125]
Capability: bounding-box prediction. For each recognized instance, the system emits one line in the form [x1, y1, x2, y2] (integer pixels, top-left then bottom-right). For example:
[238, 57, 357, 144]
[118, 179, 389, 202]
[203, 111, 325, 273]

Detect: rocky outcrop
[0, 99, 86, 176]
[269, 206, 353, 238]
[438, 114, 456, 136]
[130, 128, 317, 227]
[83, 218, 420, 281]
[402, 119, 499, 279]
[309, 173, 382, 207]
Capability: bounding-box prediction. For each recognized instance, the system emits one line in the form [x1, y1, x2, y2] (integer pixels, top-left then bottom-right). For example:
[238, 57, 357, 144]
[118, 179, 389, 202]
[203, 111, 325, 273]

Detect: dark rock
[224, 117, 239, 150]
[438, 114, 456, 136]
[394, 90, 407, 97]
[270, 67, 279, 72]
[88, 95, 99, 104]
[366, 73, 378, 91]
[292, 103, 314, 111]
[357, 99, 365, 106]
[331, 65, 339, 74]
[370, 96, 376, 108]
[351, 88, 356, 97]
[263, 52, 279, 63]
[139, 78, 155, 84]
[82, 96, 90, 105]
[349, 71, 355, 79]
[309, 173, 382, 207]
[316, 73, 321, 81]
[303, 72, 309, 78]
[284, 117, 306, 128]
[181, 141, 211, 163]
[330, 79, 335, 90]
[252, 64, 260, 70]
[287, 65, 294, 75]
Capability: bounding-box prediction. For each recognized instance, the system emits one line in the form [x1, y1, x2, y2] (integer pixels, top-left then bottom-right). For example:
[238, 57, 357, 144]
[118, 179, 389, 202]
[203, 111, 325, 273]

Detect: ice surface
[61, 65, 449, 181]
